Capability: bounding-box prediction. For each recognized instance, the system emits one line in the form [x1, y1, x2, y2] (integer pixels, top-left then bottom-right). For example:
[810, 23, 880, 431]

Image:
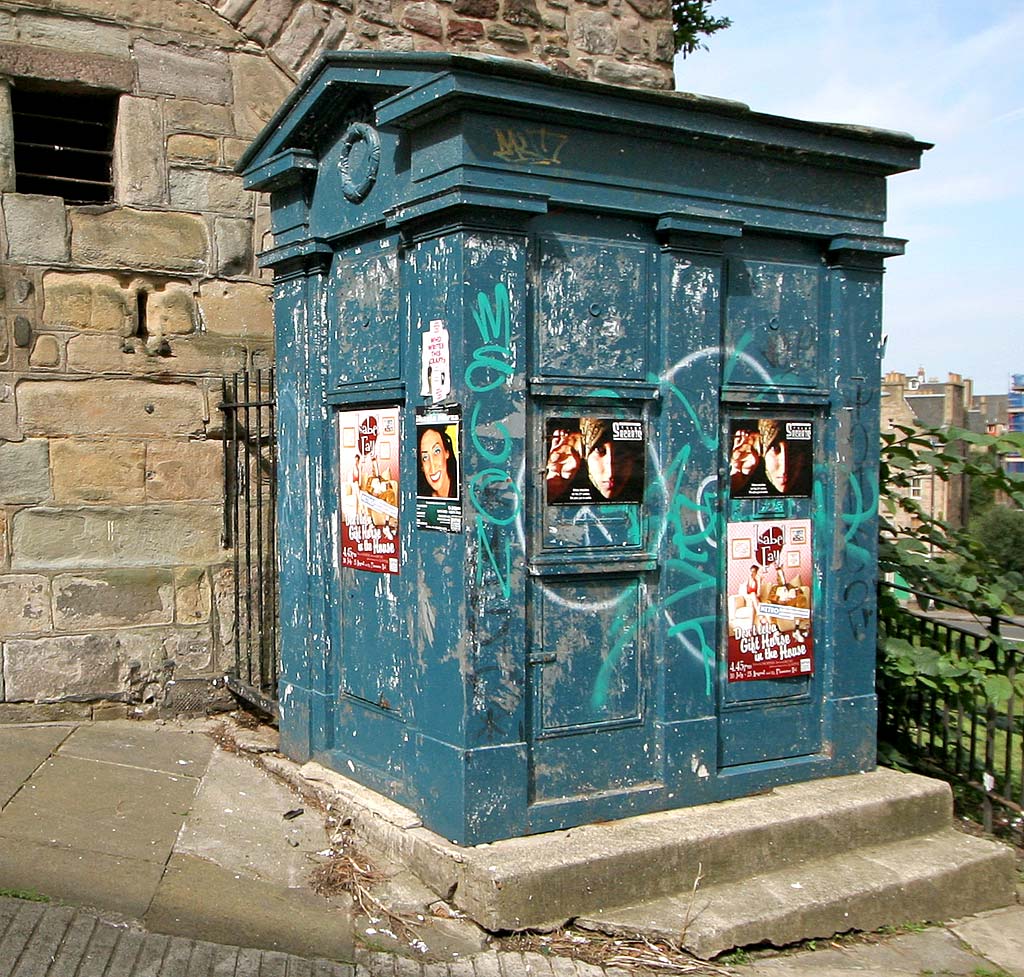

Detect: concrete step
[270, 756, 1010, 941]
[576, 827, 1016, 960]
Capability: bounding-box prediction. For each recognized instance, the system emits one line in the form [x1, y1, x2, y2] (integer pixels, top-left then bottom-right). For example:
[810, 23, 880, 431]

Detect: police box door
[524, 224, 664, 832]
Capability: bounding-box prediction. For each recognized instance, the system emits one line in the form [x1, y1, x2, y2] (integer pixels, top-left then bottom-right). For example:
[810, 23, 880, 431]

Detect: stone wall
[0, 0, 673, 719]
[208, 0, 674, 91]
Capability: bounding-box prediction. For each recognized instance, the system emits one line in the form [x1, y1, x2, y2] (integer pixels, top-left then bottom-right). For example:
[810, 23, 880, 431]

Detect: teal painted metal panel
[241, 52, 927, 845]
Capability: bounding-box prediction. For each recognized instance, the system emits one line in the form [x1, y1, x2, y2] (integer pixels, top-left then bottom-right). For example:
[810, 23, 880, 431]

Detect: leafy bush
[878, 426, 1024, 703]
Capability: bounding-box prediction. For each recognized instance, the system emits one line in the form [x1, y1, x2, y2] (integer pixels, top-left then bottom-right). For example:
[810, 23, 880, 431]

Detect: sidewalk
[1, 717, 1022, 976]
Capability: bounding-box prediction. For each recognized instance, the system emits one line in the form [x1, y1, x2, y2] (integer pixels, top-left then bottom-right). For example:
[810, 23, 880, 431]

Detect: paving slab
[59, 719, 214, 778]
[0, 835, 164, 918]
[175, 746, 329, 888]
[0, 896, 357, 977]
[144, 853, 354, 962]
[0, 724, 74, 806]
[0, 754, 198, 863]
[952, 905, 1024, 977]
[745, 927, 996, 976]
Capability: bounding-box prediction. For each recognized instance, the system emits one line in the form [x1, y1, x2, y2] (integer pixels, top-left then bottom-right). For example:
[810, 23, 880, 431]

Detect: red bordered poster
[726, 519, 813, 682]
[338, 407, 400, 575]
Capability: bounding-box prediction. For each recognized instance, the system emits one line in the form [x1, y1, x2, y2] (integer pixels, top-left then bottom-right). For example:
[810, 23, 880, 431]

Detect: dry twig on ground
[499, 928, 734, 976]
[310, 825, 425, 950]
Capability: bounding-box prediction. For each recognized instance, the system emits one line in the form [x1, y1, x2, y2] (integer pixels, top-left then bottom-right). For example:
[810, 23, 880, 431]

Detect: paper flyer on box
[729, 417, 813, 499]
[415, 406, 462, 533]
[726, 519, 814, 682]
[338, 406, 400, 575]
[544, 416, 645, 505]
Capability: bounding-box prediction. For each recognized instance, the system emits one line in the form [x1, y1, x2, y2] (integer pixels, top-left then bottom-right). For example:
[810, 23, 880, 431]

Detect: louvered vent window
[11, 86, 117, 204]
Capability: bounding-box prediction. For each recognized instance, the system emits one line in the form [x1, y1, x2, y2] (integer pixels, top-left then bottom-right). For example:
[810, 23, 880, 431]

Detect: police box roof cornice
[239, 51, 928, 267]
[238, 50, 931, 182]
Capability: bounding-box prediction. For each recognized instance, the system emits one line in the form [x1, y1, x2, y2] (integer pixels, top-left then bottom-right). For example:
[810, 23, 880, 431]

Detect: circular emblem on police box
[338, 122, 381, 204]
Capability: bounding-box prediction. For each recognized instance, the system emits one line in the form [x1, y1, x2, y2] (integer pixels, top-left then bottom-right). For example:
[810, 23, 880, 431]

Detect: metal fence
[877, 583, 1021, 835]
[220, 368, 279, 717]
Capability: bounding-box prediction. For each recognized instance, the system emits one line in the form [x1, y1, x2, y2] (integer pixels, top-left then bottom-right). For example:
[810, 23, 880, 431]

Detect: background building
[1007, 374, 1024, 477]
[881, 369, 973, 531]
[0, 0, 673, 719]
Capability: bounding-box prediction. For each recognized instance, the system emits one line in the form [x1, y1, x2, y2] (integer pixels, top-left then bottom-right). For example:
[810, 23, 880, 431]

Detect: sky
[674, 0, 1023, 396]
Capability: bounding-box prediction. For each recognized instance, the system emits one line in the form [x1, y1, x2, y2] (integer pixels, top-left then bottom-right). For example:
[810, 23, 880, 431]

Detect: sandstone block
[268, 1, 332, 73]
[214, 217, 254, 277]
[402, 2, 444, 38]
[16, 12, 130, 58]
[379, 32, 417, 51]
[164, 99, 233, 136]
[215, 0, 259, 20]
[622, 0, 664, 18]
[42, 271, 131, 333]
[448, 18, 485, 41]
[231, 52, 294, 139]
[453, 0, 499, 16]
[541, 8, 567, 30]
[175, 567, 212, 624]
[91, 702, 129, 720]
[65, 333, 251, 377]
[11, 504, 224, 570]
[43, 1, 242, 44]
[52, 569, 174, 629]
[135, 38, 231, 103]
[163, 629, 214, 676]
[146, 439, 223, 502]
[3, 194, 69, 264]
[239, 0, 296, 46]
[359, 0, 397, 26]
[114, 95, 165, 206]
[0, 574, 51, 635]
[573, 10, 616, 53]
[1, 628, 207, 701]
[617, 25, 647, 56]
[167, 133, 220, 164]
[319, 9, 350, 52]
[0, 439, 50, 504]
[654, 26, 674, 62]
[50, 439, 146, 503]
[29, 335, 61, 368]
[71, 208, 208, 273]
[593, 58, 672, 89]
[0, 701, 92, 721]
[0, 42, 134, 91]
[168, 167, 252, 217]
[212, 564, 239, 658]
[0, 374, 19, 441]
[222, 139, 251, 169]
[0, 509, 9, 569]
[0, 80, 14, 192]
[198, 280, 272, 338]
[18, 379, 207, 438]
[486, 22, 531, 48]
[505, 0, 543, 27]
[147, 284, 196, 336]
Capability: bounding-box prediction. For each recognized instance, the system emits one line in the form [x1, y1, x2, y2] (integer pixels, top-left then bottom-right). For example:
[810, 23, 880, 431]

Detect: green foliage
[0, 887, 50, 902]
[672, 0, 732, 57]
[971, 505, 1024, 576]
[878, 425, 1024, 704]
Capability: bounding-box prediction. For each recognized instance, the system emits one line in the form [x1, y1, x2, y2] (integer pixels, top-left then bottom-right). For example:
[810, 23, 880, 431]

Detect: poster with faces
[415, 406, 462, 533]
[729, 418, 813, 499]
[544, 416, 645, 505]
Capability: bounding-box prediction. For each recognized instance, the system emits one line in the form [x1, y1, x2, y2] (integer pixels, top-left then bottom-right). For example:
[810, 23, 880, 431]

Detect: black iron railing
[220, 368, 279, 717]
[877, 582, 1022, 835]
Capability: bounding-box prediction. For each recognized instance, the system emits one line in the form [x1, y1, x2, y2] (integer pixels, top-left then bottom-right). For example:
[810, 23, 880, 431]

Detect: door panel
[528, 575, 658, 804]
